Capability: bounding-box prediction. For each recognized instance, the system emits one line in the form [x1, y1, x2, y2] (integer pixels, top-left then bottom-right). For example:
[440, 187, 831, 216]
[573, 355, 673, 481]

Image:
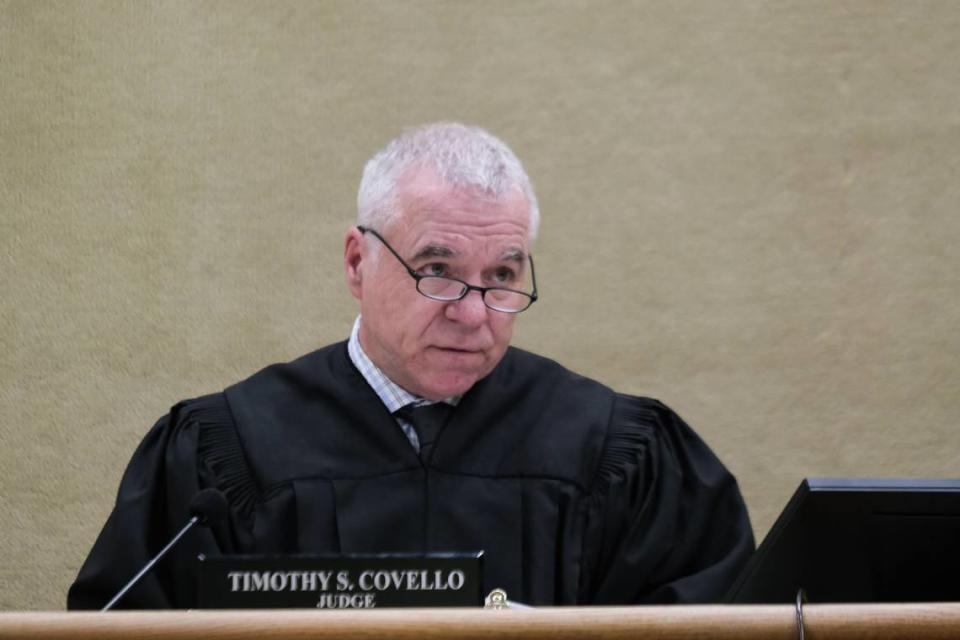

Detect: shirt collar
[347, 316, 460, 413]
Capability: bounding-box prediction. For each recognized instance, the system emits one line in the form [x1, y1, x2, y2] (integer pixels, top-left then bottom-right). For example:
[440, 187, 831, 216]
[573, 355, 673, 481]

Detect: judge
[68, 122, 754, 609]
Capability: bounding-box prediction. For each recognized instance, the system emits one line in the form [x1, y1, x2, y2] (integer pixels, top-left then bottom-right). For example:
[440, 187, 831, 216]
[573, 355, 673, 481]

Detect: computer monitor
[726, 478, 960, 603]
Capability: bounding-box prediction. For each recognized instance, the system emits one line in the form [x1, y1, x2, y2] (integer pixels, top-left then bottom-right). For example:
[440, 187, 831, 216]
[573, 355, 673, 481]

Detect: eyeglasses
[358, 225, 538, 313]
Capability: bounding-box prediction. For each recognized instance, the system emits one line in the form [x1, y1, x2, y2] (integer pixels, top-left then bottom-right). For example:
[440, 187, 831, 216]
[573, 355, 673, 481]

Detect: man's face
[345, 169, 532, 401]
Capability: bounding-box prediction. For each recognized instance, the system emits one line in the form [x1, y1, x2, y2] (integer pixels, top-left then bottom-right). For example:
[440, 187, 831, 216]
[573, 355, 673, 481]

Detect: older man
[68, 123, 753, 609]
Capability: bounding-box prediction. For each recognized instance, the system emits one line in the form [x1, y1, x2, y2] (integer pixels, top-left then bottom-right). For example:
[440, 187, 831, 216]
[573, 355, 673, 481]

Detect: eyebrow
[411, 244, 456, 261]
[500, 248, 527, 263]
[410, 244, 528, 263]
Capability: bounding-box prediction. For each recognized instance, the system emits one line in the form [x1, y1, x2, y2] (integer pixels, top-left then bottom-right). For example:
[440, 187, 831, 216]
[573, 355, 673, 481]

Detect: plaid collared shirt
[347, 316, 458, 452]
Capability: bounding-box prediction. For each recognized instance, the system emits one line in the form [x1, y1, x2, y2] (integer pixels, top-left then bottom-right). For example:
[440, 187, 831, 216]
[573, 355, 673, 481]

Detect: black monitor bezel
[726, 477, 960, 604]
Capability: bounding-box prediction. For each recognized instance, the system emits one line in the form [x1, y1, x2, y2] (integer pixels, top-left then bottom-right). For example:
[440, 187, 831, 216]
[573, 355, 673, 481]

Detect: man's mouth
[433, 346, 486, 355]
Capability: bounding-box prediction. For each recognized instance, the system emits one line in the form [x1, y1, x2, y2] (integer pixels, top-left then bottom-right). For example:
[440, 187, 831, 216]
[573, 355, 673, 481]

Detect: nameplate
[197, 553, 484, 609]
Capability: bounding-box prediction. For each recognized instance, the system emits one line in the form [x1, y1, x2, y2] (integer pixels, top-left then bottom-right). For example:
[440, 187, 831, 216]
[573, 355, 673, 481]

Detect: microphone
[101, 488, 228, 611]
[189, 488, 228, 527]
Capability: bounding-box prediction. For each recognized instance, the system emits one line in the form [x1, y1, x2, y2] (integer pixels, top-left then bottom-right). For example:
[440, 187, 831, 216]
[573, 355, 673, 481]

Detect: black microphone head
[189, 488, 228, 527]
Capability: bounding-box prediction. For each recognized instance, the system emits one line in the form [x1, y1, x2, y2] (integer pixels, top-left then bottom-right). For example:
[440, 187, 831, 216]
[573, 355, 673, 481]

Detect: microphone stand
[101, 515, 200, 611]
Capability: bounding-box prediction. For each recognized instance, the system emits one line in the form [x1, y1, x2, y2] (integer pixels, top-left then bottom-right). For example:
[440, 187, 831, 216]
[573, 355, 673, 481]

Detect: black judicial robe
[68, 343, 754, 609]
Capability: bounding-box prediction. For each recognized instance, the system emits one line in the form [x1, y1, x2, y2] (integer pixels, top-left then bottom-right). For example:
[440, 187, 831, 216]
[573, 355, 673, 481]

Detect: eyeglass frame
[357, 225, 539, 313]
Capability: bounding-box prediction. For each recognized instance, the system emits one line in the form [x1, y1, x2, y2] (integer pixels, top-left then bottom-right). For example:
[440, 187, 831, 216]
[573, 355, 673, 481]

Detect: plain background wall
[2, 1, 958, 610]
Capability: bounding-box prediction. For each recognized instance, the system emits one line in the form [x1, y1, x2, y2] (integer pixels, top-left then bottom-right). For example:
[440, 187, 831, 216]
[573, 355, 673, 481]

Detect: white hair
[357, 122, 540, 240]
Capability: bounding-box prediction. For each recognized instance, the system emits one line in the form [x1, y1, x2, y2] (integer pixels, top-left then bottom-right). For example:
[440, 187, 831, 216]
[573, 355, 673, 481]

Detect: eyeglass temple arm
[357, 225, 421, 278]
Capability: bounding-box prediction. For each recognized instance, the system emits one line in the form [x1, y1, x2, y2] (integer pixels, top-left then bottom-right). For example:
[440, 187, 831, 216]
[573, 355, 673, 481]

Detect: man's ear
[344, 227, 365, 300]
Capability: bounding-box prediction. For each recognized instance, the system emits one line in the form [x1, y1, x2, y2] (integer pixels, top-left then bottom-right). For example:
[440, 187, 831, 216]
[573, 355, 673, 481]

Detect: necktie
[397, 403, 453, 461]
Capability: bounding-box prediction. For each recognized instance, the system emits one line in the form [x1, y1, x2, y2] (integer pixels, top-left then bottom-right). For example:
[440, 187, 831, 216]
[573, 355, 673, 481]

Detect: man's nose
[444, 289, 489, 326]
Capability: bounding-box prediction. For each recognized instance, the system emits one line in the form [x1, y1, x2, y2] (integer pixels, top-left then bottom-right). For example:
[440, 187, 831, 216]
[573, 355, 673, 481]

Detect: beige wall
[2, 1, 958, 610]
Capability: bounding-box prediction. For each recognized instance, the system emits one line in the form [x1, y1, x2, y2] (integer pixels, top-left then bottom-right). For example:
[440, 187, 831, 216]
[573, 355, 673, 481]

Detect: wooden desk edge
[2, 604, 960, 640]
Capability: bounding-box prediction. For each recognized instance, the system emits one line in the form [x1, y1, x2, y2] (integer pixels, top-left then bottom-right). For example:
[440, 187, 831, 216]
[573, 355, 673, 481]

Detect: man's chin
[410, 348, 507, 399]
[415, 370, 485, 401]
[418, 383, 474, 401]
